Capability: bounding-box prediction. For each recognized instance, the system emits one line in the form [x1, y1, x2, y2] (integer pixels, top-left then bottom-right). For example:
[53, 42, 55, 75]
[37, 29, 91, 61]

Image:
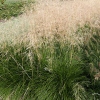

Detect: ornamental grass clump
[0, 39, 89, 100]
[81, 31, 100, 99]
[0, 0, 100, 99]
[34, 40, 88, 100]
[0, 42, 35, 100]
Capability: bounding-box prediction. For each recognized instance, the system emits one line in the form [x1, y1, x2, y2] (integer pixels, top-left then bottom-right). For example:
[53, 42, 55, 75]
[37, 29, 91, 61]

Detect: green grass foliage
[82, 30, 100, 99]
[0, 0, 35, 20]
[0, 30, 100, 100]
[0, 2, 25, 20]
[0, 39, 88, 100]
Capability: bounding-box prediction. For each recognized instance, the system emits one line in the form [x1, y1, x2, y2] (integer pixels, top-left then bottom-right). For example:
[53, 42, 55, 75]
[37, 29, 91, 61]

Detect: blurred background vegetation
[0, 0, 34, 20]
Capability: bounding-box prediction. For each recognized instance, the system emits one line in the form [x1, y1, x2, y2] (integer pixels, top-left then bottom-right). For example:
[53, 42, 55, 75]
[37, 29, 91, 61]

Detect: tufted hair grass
[0, 0, 100, 100]
[0, 38, 89, 100]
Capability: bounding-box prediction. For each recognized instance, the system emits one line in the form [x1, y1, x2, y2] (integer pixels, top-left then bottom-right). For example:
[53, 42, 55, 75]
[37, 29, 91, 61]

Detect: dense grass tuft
[81, 31, 100, 99]
[0, 0, 100, 100]
[0, 39, 90, 100]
